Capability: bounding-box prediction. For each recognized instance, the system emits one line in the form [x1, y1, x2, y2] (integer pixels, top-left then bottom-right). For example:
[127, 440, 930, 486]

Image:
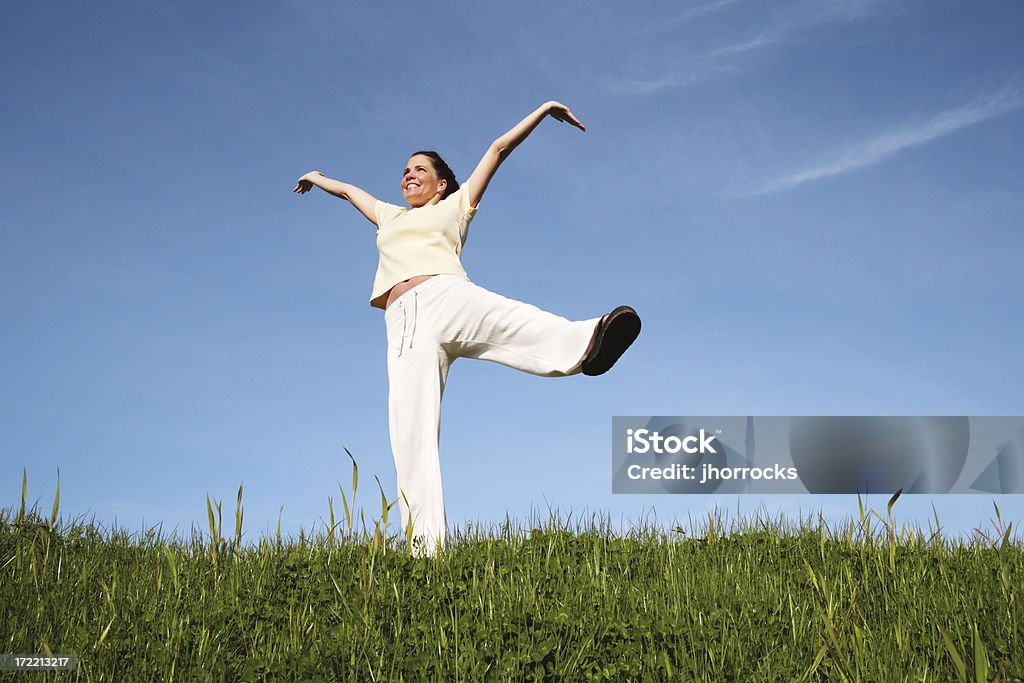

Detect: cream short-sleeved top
[369, 184, 477, 309]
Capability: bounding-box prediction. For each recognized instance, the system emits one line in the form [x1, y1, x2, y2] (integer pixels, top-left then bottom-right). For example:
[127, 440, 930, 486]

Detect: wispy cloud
[663, 0, 743, 30]
[607, 64, 738, 96]
[626, 0, 744, 38]
[608, 0, 889, 96]
[751, 84, 1024, 195]
[710, 32, 777, 57]
[711, 0, 888, 56]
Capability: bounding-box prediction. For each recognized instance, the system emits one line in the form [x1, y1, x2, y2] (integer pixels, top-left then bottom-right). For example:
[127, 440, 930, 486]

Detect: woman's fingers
[551, 105, 586, 131]
[566, 113, 586, 131]
[293, 172, 322, 194]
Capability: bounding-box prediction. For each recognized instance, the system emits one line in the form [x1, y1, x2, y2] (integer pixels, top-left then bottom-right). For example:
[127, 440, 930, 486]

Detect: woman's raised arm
[465, 101, 585, 209]
[294, 171, 380, 226]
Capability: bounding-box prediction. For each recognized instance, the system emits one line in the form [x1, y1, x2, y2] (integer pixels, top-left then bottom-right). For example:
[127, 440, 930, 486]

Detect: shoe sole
[582, 306, 641, 376]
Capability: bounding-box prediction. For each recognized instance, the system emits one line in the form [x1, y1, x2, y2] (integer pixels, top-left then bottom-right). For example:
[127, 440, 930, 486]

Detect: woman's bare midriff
[384, 274, 437, 310]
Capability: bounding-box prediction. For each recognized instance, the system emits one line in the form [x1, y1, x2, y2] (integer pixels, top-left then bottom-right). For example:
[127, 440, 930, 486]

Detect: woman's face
[401, 154, 447, 208]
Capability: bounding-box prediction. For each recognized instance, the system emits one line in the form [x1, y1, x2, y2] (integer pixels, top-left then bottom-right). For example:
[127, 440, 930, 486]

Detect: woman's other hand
[293, 171, 323, 194]
[546, 102, 586, 131]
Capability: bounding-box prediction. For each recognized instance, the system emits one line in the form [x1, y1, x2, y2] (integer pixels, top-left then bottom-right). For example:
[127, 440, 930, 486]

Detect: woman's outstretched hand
[546, 101, 586, 132]
[293, 171, 323, 194]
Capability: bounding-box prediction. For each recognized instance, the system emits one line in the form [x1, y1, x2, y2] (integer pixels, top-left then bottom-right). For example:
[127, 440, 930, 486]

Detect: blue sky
[3, 1, 1022, 545]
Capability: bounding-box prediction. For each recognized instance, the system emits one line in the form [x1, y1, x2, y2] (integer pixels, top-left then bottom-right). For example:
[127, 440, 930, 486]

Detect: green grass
[2, 469, 1022, 682]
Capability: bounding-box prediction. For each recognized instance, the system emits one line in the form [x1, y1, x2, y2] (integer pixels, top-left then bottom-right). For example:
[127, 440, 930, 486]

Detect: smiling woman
[403, 151, 458, 200]
[293, 101, 641, 556]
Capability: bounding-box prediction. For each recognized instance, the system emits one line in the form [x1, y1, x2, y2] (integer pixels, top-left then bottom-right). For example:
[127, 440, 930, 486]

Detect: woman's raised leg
[442, 281, 606, 376]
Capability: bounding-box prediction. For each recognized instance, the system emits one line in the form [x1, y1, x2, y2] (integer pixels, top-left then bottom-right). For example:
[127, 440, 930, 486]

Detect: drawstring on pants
[396, 291, 419, 358]
[410, 292, 418, 349]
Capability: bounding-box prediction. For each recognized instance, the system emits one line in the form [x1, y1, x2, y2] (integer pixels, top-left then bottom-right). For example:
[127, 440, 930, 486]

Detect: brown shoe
[582, 306, 640, 376]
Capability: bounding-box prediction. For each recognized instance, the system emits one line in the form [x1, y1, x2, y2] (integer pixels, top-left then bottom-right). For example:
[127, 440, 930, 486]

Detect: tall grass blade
[206, 494, 216, 544]
[18, 468, 27, 525]
[344, 447, 358, 506]
[799, 643, 828, 683]
[340, 487, 351, 534]
[931, 502, 943, 547]
[96, 617, 115, 650]
[327, 496, 335, 544]
[937, 623, 967, 683]
[163, 544, 179, 592]
[887, 488, 902, 516]
[30, 546, 39, 591]
[206, 494, 219, 566]
[339, 489, 352, 536]
[857, 493, 871, 544]
[50, 468, 61, 530]
[660, 650, 673, 678]
[377, 476, 388, 527]
[234, 483, 244, 550]
[973, 623, 989, 683]
[401, 490, 414, 552]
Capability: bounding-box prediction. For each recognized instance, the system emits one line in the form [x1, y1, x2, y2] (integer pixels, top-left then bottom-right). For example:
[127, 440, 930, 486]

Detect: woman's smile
[401, 154, 446, 207]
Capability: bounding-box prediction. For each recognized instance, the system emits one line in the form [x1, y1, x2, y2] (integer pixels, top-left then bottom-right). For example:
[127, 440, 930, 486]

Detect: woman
[294, 101, 640, 555]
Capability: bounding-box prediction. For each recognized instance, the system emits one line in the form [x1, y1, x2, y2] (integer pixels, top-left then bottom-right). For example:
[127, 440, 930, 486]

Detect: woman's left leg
[385, 284, 455, 556]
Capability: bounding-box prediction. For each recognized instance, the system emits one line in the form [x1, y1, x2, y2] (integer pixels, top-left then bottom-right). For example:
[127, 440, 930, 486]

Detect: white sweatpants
[384, 274, 601, 555]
